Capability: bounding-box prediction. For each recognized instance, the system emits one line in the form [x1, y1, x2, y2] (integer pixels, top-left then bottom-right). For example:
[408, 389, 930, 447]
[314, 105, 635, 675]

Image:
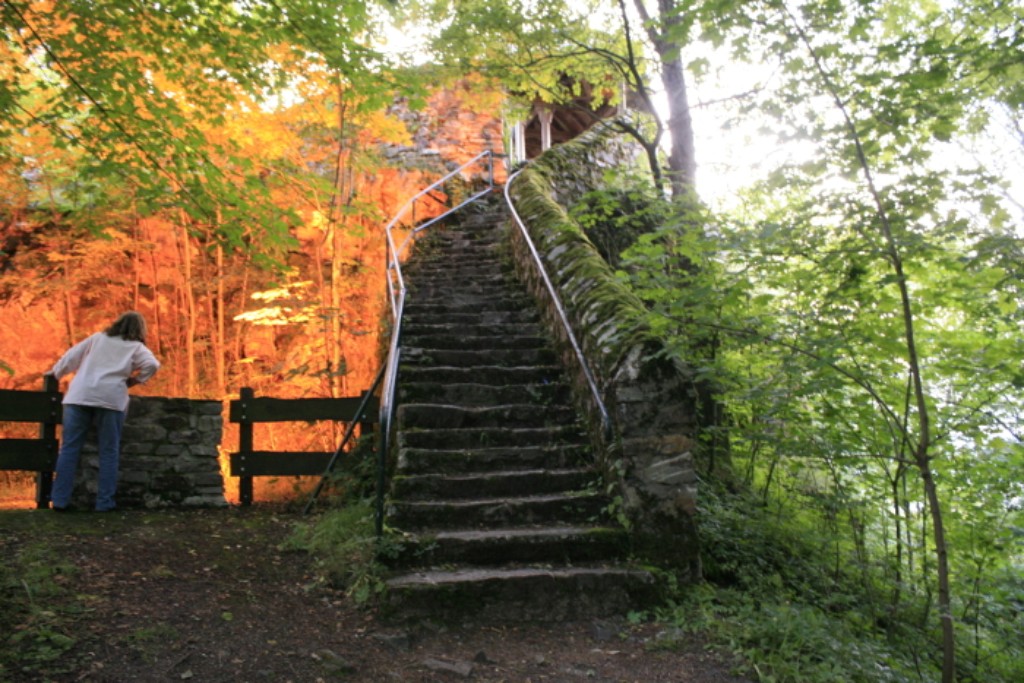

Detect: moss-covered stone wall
[505, 123, 701, 578]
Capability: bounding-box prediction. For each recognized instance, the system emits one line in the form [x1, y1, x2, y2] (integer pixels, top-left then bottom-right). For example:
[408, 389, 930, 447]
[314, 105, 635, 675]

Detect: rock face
[384, 201, 657, 622]
[68, 396, 226, 509]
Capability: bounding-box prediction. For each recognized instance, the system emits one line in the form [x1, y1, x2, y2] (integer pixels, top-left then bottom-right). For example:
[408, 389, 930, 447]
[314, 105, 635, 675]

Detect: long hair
[105, 311, 147, 343]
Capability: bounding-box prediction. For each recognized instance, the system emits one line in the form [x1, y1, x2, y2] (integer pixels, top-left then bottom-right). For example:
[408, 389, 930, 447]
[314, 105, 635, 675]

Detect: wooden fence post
[35, 374, 60, 509]
[238, 387, 254, 507]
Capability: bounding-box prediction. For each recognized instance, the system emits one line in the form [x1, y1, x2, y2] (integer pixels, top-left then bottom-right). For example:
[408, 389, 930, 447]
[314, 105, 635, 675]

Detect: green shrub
[569, 184, 668, 270]
[286, 501, 400, 604]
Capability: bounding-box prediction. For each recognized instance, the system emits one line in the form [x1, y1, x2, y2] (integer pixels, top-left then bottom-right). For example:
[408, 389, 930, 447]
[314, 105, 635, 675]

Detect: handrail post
[376, 426, 387, 537]
[35, 374, 60, 509]
[301, 365, 386, 515]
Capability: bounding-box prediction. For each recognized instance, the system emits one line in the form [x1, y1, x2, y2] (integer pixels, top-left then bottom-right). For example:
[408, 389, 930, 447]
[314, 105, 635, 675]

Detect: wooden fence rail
[0, 375, 62, 508]
[228, 387, 379, 506]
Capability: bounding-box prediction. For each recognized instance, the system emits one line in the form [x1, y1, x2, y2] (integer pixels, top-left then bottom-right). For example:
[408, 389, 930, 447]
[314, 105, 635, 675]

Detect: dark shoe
[52, 505, 76, 512]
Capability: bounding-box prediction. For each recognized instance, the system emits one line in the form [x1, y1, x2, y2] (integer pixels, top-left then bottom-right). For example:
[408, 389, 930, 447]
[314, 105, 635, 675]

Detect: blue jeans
[51, 404, 126, 511]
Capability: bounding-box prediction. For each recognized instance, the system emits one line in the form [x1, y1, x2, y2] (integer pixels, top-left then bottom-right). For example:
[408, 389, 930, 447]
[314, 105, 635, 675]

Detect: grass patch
[122, 622, 180, 662]
[285, 500, 401, 605]
[0, 513, 86, 679]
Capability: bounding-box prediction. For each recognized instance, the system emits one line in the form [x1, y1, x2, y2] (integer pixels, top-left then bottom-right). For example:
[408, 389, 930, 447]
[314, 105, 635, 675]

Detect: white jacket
[50, 332, 160, 412]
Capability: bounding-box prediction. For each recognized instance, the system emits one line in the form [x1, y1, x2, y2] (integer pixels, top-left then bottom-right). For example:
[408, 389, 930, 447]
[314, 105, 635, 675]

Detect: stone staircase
[383, 201, 656, 622]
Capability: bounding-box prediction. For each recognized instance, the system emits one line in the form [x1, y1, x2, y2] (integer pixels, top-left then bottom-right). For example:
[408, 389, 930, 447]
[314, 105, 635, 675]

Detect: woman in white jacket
[47, 311, 160, 512]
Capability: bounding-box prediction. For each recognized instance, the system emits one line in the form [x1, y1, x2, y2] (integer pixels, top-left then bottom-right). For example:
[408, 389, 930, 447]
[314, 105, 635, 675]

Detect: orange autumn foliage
[1, 78, 505, 506]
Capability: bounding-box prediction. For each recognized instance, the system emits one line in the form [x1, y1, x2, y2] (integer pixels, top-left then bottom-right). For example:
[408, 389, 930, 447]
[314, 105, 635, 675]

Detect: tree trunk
[632, 0, 698, 200]
[131, 211, 141, 310]
[177, 214, 196, 397]
[215, 239, 225, 396]
[149, 248, 163, 357]
[329, 82, 352, 400]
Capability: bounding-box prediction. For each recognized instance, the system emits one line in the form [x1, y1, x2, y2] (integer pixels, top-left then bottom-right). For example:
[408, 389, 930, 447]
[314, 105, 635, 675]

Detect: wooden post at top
[238, 387, 255, 507]
[538, 107, 554, 153]
[35, 374, 60, 509]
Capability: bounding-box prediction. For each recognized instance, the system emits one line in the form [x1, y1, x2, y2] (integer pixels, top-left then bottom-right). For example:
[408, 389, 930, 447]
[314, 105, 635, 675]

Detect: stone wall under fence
[68, 396, 226, 509]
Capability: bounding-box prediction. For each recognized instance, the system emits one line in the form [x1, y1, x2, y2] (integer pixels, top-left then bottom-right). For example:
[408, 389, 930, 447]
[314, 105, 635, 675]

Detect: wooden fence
[1, 380, 378, 509]
[228, 387, 379, 506]
[0, 375, 62, 508]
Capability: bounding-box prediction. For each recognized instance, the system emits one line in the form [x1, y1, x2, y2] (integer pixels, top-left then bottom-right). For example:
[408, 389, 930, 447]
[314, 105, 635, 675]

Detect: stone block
[168, 429, 200, 445]
[159, 415, 189, 431]
[191, 472, 224, 487]
[188, 443, 219, 457]
[119, 470, 153, 485]
[194, 485, 226, 496]
[197, 415, 222, 433]
[640, 454, 697, 488]
[175, 457, 218, 474]
[196, 401, 224, 415]
[127, 456, 170, 472]
[122, 423, 168, 442]
[121, 441, 157, 455]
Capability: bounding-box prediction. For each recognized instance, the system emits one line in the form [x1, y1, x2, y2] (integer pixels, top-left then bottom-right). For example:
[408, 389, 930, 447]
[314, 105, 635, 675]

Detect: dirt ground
[1, 506, 751, 683]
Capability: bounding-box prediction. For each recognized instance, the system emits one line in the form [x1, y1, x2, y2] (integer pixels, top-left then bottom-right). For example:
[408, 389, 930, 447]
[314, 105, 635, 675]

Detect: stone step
[393, 525, 628, 568]
[397, 403, 576, 430]
[407, 273, 518, 288]
[403, 309, 540, 326]
[419, 229, 502, 243]
[409, 233, 501, 250]
[423, 226, 504, 244]
[401, 321, 541, 338]
[404, 284, 525, 304]
[400, 346, 558, 368]
[405, 284, 524, 301]
[420, 231, 503, 246]
[398, 364, 564, 387]
[399, 332, 550, 352]
[403, 297, 535, 316]
[397, 425, 587, 450]
[406, 264, 512, 277]
[403, 264, 507, 280]
[390, 467, 596, 501]
[397, 381, 571, 407]
[401, 333, 548, 348]
[385, 566, 659, 622]
[388, 492, 608, 530]
[396, 443, 590, 475]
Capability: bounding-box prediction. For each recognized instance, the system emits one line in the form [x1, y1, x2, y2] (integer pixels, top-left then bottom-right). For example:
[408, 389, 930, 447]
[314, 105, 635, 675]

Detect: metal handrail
[302, 362, 386, 516]
[377, 150, 498, 536]
[502, 167, 613, 441]
[375, 151, 614, 537]
[384, 150, 496, 317]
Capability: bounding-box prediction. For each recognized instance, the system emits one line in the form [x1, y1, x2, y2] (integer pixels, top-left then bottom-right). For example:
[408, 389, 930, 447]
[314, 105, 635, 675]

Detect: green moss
[508, 152, 662, 379]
